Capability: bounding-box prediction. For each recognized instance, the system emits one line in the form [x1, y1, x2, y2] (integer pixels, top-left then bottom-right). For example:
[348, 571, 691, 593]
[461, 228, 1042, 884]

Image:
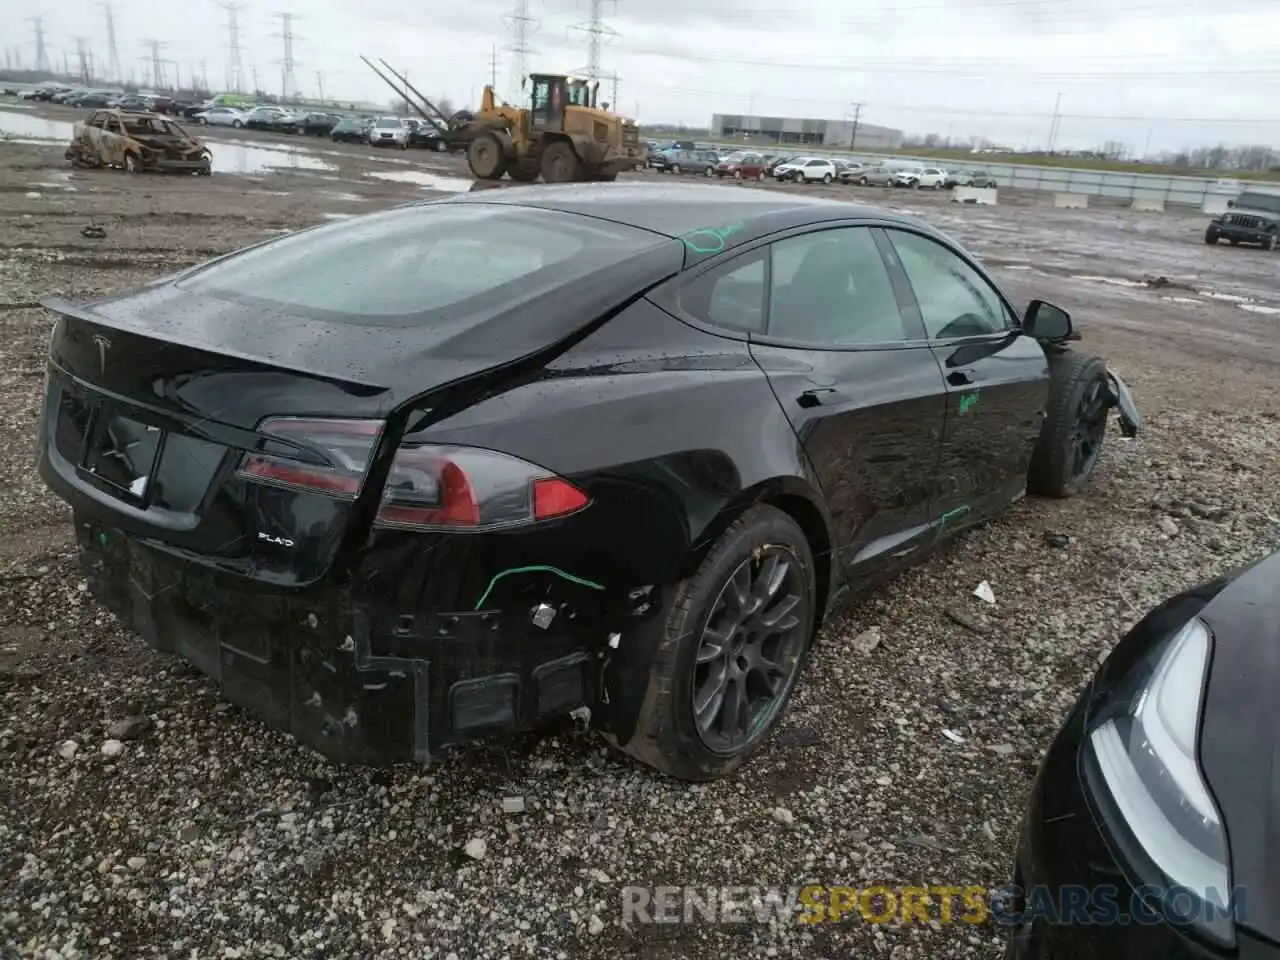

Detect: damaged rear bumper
[79, 518, 606, 765]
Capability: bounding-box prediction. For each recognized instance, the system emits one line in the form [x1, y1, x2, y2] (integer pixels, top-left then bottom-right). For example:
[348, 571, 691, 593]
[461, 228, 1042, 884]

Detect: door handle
[798, 387, 840, 408]
[947, 370, 974, 387]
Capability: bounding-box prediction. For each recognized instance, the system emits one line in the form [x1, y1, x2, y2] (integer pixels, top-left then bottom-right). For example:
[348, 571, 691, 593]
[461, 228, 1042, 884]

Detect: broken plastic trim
[473, 565, 606, 610]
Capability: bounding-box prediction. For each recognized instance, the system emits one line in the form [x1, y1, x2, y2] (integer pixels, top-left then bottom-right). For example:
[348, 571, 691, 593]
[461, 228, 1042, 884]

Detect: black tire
[509, 159, 540, 182]
[122, 151, 140, 174]
[231, 119, 242, 129]
[541, 140, 585, 182]
[1204, 230, 1218, 245]
[467, 133, 508, 180]
[822, 173, 832, 184]
[1027, 350, 1111, 498]
[859, 176, 868, 186]
[612, 504, 817, 781]
[1265, 234, 1277, 252]
[670, 163, 681, 175]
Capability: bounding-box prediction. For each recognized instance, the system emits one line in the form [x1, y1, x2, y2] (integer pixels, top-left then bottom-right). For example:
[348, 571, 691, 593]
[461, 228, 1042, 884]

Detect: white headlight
[1088, 618, 1233, 938]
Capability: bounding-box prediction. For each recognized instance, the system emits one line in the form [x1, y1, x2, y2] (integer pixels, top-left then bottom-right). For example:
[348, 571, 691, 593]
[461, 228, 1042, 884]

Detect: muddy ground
[2, 103, 1279, 960]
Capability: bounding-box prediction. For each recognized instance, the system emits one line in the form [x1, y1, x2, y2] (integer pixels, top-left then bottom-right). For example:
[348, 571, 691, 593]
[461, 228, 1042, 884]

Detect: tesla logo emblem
[91, 334, 111, 376]
[257, 531, 295, 548]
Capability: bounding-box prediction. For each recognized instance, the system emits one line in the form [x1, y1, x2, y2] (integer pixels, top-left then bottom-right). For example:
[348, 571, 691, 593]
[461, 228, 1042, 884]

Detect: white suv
[368, 116, 411, 149]
[915, 167, 948, 189]
[774, 157, 837, 183]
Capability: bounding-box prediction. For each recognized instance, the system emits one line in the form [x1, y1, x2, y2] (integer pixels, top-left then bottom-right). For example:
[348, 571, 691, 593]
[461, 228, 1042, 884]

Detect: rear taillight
[238, 417, 590, 531]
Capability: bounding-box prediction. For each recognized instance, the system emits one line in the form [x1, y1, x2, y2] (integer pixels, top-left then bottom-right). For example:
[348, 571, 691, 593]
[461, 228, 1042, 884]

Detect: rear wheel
[1027, 350, 1112, 498]
[231, 119, 243, 129]
[859, 176, 868, 186]
[467, 133, 508, 180]
[1265, 234, 1277, 252]
[122, 151, 140, 174]
[670, 163, 681, 175]
[612, 505, 816, 781]
[822, 173, 832, 183]
[704, 166, 715, 177]
[541, 140, 585, 182]
[757, 170, 765, 181]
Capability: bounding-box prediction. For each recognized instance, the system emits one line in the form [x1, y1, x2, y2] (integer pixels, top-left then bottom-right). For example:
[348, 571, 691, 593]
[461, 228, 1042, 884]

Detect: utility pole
[490, 44, 498, 89]
[221, 2, 245, 93]
[503, 0, 539, 101]
[609, 71, 619, 112]
[64, 51, 71, 76]
[199, 59, 208, 91]
[1047, 91, 1062, 152]
[315, 70, 325, 103]
[848, 101, 863, 150]
[102, 5, 121, 82]
[74, 37, 91, 83]
[29, 17, 50, 75]
[251, 63, 259, 95]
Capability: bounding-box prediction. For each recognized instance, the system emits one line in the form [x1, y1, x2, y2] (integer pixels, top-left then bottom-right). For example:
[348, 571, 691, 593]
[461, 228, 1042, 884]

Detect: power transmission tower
[221, 2, 245, 93]
[609, 71, 619, 111]
[271, 12, 300, 101]
[29, 17, 50, 75]
[315, 70, 324, 102]
[502, 0, 539, 101]
[140, 39, 166, 88]
[74, 37, 91, 83]
[199, 60, 208, 90]
[571, 0, 618, 84]
[101, 5, 122, 82]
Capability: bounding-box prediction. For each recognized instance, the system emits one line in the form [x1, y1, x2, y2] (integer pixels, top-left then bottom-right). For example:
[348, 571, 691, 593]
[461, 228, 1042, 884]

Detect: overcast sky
[6, 0, 1280, 152]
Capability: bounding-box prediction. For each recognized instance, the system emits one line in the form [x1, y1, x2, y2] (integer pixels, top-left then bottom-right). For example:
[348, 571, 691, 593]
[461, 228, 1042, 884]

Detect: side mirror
[1226, 199, 1235, 208]
[1024, 300, 1073, 341]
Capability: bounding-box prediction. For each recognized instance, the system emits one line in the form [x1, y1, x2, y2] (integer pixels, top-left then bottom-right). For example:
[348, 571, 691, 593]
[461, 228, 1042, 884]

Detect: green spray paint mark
[680, 221, 746, 255]
[98, 532, 110, 547]
[937, 505, 971, 539]
[958, 390, 982, 415]
[473, 564, 606, 611]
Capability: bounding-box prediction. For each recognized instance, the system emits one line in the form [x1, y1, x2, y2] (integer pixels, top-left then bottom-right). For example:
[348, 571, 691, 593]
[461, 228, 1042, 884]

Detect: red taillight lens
[238, 418, 590, 531]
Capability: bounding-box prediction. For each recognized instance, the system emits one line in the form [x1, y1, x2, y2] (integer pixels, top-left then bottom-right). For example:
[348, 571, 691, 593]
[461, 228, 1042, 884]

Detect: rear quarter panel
[408, 297, 827, 592]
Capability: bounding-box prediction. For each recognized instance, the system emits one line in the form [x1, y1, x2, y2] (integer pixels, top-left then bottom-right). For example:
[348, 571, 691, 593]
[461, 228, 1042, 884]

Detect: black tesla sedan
[1002, 551, 1280, 957]
[34, 183, 1139, 780]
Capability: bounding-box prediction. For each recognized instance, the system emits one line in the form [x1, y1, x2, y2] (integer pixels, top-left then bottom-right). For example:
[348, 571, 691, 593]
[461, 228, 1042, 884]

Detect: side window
[767, 228, 907, 345]
[886, 230, 1009, 339]
[86, 111, 105, 128]
[679, 252, 766, 334]
[104, 116, 122, 133]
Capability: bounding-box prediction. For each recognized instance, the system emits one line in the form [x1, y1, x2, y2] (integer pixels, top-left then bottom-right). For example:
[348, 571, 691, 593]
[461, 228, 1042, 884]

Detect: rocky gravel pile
[2, 142, 1279, 960]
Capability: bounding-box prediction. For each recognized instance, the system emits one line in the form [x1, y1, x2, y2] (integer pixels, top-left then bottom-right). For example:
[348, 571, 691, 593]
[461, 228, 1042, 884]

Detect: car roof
[443, 181, 935, 242]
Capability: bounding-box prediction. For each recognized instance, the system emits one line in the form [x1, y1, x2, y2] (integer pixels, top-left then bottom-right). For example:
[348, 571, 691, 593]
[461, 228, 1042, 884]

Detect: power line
[502, 0, 539, 102]
[28, 17, 50, 75]
[221, 2, 245, 93]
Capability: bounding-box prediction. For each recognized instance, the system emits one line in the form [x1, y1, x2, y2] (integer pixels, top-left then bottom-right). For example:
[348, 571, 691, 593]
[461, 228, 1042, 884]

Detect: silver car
[192, 106, 247, 129]
[368, 116, 410, 149]
[853, 165, 896, 187]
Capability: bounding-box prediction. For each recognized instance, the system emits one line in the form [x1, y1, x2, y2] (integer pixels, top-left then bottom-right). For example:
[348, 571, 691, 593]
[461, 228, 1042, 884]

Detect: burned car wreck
[35, 184, 1140, 781]
[66, 108, 213, 175]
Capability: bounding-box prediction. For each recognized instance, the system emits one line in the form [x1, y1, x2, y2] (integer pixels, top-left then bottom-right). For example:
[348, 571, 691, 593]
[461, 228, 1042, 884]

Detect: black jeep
[1205, 189, 1280, 250]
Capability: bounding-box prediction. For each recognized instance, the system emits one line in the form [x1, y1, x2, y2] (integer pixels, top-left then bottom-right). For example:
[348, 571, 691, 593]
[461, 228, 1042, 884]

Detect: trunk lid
[38, 221, 683, 586]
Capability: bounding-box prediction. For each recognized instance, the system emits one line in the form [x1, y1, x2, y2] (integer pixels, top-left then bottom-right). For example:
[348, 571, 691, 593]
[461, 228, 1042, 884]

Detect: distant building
[711, 114, 903, 150]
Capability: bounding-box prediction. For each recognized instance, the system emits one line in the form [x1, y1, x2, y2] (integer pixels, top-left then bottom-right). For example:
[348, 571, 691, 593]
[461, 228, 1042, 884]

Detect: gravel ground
[3, 105, 1280, 960]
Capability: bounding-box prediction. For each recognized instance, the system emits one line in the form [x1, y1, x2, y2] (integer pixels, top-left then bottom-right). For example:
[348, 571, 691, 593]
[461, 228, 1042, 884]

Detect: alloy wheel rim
[692, 549, 808, 754]
[1070, 377, 1109, 480]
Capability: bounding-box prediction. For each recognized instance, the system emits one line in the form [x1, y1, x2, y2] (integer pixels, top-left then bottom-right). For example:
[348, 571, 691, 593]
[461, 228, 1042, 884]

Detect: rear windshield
[375, 118, 401, 128]
[176, 202, 665, 326]
[1237, 192, 1280, 214]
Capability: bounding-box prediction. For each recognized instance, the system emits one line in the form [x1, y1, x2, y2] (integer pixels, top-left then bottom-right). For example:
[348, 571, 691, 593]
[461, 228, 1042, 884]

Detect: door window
[885, 230, 1010, 339]
[678, 251, 766, 333]
[767, 228, 907, 345]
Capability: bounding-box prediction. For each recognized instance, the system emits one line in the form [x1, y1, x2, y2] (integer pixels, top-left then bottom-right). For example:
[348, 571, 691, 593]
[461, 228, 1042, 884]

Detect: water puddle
[0, 111, 74, 141]
[1160, 296, 1204, 305]
[363, 169, 473, 191]
[1070, 274, 1145, 288]
[1239, 304, 1280, 316]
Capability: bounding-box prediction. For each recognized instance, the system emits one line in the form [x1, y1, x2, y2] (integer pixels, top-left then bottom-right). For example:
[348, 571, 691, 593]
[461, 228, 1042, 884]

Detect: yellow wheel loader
[362, 57, 644, 184]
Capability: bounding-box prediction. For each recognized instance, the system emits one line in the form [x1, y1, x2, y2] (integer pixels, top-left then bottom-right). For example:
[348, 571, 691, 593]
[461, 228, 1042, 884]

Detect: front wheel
[231, 119, 243, 128]
[670, 163, 681, 175]
[1027, 350, 1112, 498]
[541, 140, 585, 182]
[822, 173, 832, 184]
[198, 117, 208, 125]
[1265, 234, 1278, 252]
[757, 170, 765, 181]
[704, 166, 715, 177]
[859, 177, 868, 186]
[611, 504, 816, 781]
[122, 151, 140, 174]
